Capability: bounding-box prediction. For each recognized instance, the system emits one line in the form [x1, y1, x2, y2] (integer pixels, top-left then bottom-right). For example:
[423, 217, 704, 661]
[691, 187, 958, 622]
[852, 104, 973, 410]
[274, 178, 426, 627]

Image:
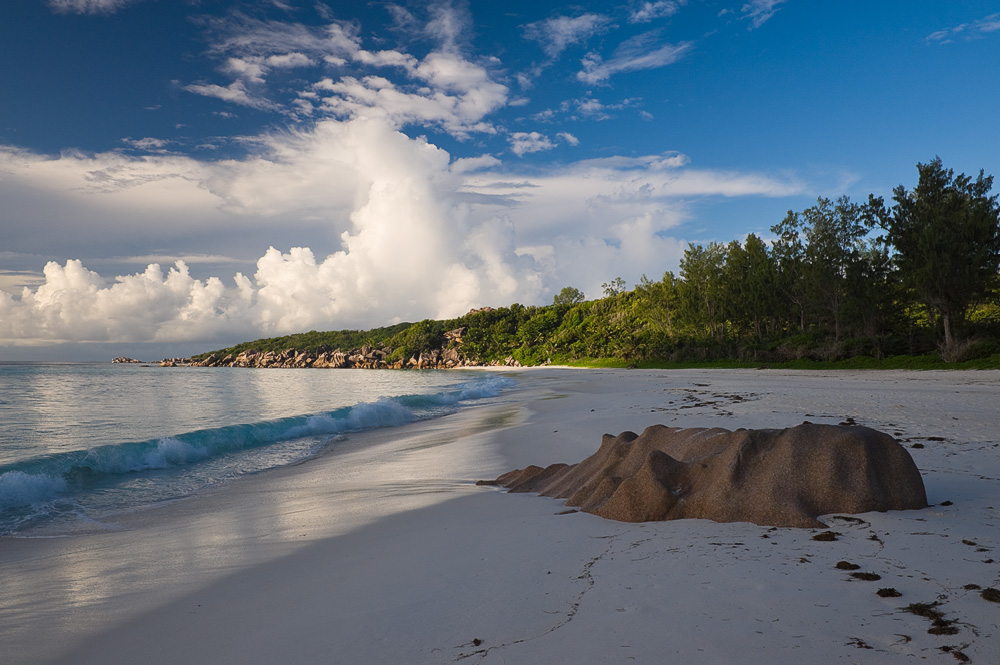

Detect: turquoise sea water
[0, 363, 513, 536]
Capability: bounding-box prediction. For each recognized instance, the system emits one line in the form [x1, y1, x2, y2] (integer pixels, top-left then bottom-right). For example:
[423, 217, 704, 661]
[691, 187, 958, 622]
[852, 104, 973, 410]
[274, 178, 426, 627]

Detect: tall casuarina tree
[884, 158, 1000, 350]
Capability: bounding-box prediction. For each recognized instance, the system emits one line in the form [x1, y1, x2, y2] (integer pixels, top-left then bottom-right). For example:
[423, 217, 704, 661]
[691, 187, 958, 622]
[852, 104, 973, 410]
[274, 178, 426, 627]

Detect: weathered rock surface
[480, 423, 928, 528]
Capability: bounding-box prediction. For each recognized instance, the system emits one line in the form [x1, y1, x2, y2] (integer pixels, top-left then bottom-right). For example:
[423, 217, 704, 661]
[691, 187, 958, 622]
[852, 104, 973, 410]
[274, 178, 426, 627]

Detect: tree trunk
[794, 301, 805, 332]
[941, 309, 954, 353]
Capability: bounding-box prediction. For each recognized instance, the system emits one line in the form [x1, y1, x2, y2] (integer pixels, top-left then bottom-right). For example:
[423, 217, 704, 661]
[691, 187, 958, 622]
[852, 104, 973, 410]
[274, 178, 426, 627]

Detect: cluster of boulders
[113, 356, 199, 367]
[494, 356, 523, 368]
[159, 358, 193, 367]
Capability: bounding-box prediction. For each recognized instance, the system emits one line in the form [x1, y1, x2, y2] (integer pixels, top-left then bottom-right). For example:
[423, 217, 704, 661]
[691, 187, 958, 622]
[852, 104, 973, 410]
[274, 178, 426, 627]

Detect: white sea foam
[345, 398, 418, 430]
[139, 438, 211, 470]
[283, 413, 344, 439]
[452, 375, 514, 401]
[0, 471, 67, 508]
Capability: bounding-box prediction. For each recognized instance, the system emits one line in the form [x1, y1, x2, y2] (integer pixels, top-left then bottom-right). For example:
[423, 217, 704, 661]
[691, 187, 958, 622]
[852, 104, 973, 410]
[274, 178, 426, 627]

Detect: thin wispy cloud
[184, 81, 277, 111]
[927, 13, 1000, 44]
[115, 254, 249, 266]
[220, 53, 314, 86]
[0, 269, 46, 292]
[119, 137, 174, 153]
[202, 16, 361, 61]
[182, 16, 357, 110]
[570, 152, 690, 171]
[567, 96, 640, 120]
[741, 0, 787, 30]
[424, 0, 473, 54]
[529, 96, 640, 123]
[578, 33, 693, 84]
[48, 0, 135, 14]
[630, 1, 686, 24]
[556, 132, 579, 146]
[522, 14, 612, 59]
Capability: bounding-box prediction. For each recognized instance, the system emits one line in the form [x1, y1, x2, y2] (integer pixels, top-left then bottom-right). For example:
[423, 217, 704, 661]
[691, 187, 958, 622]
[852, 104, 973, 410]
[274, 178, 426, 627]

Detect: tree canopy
[552, 286, 585, 306]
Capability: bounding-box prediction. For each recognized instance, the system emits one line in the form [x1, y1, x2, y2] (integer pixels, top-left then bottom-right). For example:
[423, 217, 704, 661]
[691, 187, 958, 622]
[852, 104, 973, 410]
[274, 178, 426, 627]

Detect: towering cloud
[0, 117, 547, 344]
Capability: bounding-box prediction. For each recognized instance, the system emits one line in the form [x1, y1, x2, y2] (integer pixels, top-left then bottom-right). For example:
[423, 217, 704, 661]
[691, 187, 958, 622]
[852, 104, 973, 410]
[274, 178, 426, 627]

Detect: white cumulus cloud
[0, 118, 548, 344]
[508, 132, 557, 157]
[0, 260, 245, 344]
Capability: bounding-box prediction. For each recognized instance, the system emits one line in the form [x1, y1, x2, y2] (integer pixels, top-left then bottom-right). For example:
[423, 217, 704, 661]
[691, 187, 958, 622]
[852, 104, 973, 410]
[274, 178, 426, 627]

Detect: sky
[1, 0, 998, 360]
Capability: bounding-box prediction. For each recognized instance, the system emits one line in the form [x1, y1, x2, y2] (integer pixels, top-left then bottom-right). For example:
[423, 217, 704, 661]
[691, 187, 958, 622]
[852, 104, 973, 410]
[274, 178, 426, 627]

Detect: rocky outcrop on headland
[116, 324, 529, 370]
[139, 351, 521, 369]
[183, 330, 524, 371]
[188, 345, 463, 370]
[480, 423, 928, 528]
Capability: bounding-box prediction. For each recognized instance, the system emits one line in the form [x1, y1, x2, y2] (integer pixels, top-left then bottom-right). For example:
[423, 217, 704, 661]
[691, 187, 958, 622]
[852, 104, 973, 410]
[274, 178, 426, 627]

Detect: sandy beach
[2, 368, 999, 664]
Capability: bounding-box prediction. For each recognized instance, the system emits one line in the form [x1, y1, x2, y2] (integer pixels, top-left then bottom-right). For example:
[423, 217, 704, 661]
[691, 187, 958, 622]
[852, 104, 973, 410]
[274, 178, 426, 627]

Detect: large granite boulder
[481, 423, 927, 528]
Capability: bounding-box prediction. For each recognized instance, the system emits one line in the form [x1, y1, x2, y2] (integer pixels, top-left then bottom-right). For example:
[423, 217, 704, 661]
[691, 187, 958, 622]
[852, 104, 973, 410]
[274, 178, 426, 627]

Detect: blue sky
[1, 0, 998, 359]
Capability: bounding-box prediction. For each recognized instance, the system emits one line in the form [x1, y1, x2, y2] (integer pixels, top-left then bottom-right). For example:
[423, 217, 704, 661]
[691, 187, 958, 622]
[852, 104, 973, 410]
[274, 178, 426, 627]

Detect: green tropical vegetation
[197, 159, 1000, 369]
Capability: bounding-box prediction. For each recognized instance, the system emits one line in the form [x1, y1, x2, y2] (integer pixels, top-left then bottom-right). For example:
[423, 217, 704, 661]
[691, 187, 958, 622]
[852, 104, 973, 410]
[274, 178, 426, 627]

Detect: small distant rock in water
[479, 423, 928, 528]
[111, 357, 142, 364]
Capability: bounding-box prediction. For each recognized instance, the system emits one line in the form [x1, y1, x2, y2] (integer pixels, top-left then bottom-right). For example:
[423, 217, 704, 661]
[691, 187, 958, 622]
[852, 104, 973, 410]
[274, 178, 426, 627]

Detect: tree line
[635, 157, 1000, 362]
[199, 159, 1000, 367]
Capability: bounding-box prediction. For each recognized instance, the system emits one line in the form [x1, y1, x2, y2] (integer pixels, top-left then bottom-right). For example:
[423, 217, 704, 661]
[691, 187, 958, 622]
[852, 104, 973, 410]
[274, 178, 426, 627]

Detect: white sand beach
[2, 368, 999, 664]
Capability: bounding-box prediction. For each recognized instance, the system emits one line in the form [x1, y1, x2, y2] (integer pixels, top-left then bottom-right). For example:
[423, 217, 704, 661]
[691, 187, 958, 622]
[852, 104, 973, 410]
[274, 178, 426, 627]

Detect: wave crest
[0, 471, 67, 508]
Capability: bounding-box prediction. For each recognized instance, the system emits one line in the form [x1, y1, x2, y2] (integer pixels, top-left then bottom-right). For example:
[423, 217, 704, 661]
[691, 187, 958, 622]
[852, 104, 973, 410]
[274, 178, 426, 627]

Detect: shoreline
[3, 368, 999, 664]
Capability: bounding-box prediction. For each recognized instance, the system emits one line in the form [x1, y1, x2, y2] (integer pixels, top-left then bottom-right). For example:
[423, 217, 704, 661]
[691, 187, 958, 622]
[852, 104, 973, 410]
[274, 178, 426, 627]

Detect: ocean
[0, 362, 513, 537]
